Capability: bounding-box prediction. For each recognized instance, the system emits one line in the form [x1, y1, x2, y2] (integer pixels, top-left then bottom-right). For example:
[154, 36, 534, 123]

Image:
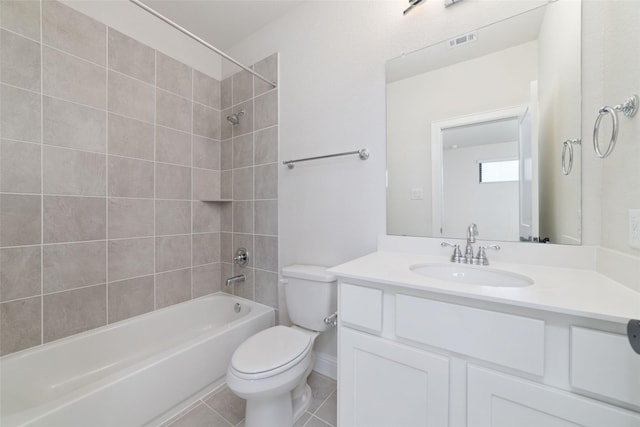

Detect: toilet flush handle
[324, 312, 338, 327]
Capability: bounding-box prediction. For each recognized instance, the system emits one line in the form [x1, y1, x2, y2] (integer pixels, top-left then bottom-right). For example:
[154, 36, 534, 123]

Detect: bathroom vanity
[331, 241, 640, 427]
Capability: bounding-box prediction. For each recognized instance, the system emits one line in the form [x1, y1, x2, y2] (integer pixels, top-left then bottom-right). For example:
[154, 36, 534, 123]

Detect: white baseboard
[313, 351, 337, 380]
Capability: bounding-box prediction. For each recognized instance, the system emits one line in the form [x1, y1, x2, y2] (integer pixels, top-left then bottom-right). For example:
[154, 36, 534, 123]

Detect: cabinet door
[339, 328, 449, 427]
[468, 365, 640, 427]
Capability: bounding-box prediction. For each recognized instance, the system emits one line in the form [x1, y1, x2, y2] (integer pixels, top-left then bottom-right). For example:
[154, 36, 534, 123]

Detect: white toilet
[226, 265, 337, 427]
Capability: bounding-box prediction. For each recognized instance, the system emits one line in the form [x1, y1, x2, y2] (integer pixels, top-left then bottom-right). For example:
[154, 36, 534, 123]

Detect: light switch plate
[630, 209, 640, 249]
[411, 188, 424, 200]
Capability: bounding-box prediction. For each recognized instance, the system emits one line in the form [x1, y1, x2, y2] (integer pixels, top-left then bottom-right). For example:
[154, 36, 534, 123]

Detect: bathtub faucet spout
[225, 274, 245, 287]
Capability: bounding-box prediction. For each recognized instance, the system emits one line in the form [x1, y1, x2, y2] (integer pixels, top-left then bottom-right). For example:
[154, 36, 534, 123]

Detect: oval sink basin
[410, 263, 533, 287]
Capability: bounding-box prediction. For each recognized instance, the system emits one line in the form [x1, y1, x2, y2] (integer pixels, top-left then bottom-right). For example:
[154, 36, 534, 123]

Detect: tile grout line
[0, 137, 41, 147]
[313, 388, 334, 413]
[190, 67, 194, 300]
[200, 399, 236, 427]
[166, 388, 213, 424]
[0, 25, 41, 44]
[311, 390, 337, 426]
[304, 414, 335, 427]
[105, 22, 109, 326]
[42, 40, 107, 73]
[162, 381, 229, 425]
[225, 86, 277, 112]
[1, 80, 103, 116]
[251, 68, 256, 301]
[34, 282, 107, 301]
[230, 73, 236, 297]
[164, 401, 203, 427]
[1, 265, 203, 305]
[0, 192, 212, 202]
[1, 80, 223, 133]
[39, 0, 45, 346]
[2, 121, 222, 166]
[0, 80, 43, 97]
[153, 49, 158, 310]
[226, 121, 278, 141]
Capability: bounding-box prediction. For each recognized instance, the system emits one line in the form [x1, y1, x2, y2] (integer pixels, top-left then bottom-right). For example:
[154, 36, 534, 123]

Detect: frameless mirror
[386, 1, 582, 244]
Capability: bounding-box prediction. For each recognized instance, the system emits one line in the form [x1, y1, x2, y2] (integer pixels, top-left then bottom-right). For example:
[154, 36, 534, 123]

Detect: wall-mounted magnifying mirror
[386, 1, 581, 244]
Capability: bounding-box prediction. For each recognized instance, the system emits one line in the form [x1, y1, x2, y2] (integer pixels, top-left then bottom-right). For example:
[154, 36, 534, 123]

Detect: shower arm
[128, 0, 277, 89]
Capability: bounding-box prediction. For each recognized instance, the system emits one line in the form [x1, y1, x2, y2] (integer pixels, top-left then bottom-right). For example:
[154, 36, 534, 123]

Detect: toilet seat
[231, 326, 313, 380]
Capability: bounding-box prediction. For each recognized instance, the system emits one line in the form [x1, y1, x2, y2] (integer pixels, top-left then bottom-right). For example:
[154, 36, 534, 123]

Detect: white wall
[565, 0, 640, 258]
[227, 0, 547, 266]
[387, 41, 538, 237]
[599, 0, 640, 257]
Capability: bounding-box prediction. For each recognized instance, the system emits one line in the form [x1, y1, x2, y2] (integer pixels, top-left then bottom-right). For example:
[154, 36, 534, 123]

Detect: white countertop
[329, 251, 640, 324]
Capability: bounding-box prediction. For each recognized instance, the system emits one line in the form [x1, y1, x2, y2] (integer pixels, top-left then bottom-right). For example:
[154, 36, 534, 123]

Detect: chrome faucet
[464, 223, 478, 263]
[441, 241, 463, 262]
[475, 245, 501, 265]
[225, 274, 245, 287]
[442, 223, 501, 265]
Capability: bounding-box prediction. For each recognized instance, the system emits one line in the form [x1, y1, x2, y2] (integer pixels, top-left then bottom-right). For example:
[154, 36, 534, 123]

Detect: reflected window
[479, 159, 519, 183]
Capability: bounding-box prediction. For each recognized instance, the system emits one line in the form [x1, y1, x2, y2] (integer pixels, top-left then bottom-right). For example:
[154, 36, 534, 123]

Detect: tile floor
[162, 372, 337, 427]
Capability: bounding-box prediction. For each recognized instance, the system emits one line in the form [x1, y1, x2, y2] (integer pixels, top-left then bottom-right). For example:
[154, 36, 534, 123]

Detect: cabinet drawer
[570, 326, 640, 407]
[396, 295, 545, 375]
[340, 283, 383, 332]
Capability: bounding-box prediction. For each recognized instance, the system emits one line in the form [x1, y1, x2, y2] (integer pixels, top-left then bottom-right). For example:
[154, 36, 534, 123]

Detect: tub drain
[234, 303, 241, 313]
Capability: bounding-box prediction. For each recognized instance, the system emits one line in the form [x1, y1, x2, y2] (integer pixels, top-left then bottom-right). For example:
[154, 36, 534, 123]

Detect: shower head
[226, 110, 245, 125]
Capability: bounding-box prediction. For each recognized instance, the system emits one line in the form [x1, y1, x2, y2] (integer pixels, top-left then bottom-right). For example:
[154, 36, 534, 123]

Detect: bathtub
[0, 293, 274, 427]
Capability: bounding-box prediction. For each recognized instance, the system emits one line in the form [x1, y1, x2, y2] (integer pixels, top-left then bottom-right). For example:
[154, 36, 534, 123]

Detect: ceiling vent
[447, 31, 477, 49]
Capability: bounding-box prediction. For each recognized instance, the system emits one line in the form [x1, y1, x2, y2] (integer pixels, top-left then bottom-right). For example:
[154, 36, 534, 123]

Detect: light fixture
[444, 0, 463, 7]
[403, 0, 426, 15]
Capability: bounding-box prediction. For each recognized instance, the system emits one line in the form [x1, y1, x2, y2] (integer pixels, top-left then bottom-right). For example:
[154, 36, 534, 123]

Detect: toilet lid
[232, 326, 312, 375]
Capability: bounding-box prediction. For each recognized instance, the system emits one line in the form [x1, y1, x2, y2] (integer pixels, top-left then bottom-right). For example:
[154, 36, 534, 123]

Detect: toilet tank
[282, 265, 337, 332]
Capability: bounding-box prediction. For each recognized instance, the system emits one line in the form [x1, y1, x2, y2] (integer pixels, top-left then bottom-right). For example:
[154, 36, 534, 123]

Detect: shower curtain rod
[128, 0, 277, 89]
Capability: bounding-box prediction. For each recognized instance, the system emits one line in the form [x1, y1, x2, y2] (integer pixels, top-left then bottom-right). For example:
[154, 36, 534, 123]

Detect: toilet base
[292, 383, 312, 421]
[245, 392, 292, 427]
[244, 382, 311, 427]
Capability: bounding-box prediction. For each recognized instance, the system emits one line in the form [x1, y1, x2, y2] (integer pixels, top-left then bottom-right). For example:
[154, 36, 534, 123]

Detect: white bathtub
[0, 293, 274, 427]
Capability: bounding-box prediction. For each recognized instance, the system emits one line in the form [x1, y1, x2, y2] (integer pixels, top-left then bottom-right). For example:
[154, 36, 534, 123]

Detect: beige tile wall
[0, 1, 279, 356]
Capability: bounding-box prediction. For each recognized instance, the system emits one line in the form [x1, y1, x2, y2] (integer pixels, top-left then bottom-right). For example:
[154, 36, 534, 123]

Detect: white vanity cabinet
[340, 328, 450, 427]
[337, 280, 640, 427]
[467, 365, 640, 427]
